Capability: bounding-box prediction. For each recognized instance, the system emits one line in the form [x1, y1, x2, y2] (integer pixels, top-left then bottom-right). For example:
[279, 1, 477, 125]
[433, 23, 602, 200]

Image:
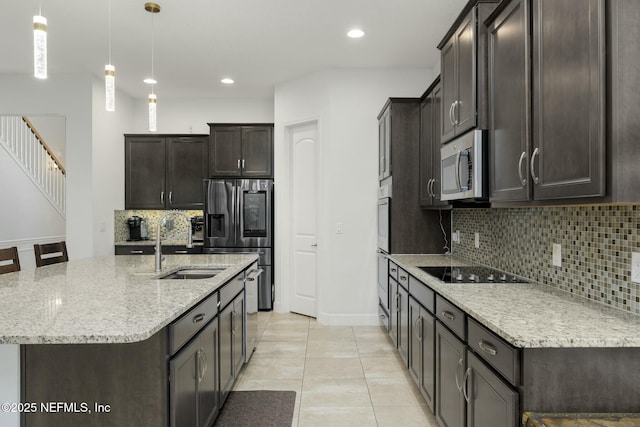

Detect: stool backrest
[34, 242, 69, 267]
[0, 246, 21, 274]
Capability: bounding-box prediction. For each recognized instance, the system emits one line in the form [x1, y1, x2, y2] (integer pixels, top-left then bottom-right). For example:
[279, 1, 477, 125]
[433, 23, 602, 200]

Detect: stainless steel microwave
[440, 130, 487, 201]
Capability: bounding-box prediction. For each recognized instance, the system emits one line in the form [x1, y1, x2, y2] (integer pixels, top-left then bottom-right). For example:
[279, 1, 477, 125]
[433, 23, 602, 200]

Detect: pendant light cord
[108, 0, 112, 64]
[151, 11, 155, 94]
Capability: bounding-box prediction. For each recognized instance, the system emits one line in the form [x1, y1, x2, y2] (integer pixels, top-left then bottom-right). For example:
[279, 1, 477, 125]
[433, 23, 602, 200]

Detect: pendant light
[33, 2, 47, 79]
[105, 0, 115, 111]
[145, 2, 160, 132]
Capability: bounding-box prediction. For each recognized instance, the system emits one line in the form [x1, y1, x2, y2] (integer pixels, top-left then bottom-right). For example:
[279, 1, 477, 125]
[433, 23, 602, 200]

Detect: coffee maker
[127, 216, 147, 241]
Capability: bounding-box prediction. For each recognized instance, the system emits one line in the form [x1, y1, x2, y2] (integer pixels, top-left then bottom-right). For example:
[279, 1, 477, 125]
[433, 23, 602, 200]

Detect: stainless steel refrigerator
[203, 179, 274, 310]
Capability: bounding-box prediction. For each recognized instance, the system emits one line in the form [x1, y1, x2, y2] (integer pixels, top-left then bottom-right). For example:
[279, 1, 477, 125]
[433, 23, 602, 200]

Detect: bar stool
[0, 246, 21, 274]
[34, 241, 69, 267]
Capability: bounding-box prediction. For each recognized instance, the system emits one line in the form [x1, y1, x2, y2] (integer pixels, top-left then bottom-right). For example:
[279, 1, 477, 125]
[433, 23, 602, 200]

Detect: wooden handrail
[21, 116, 66, 175]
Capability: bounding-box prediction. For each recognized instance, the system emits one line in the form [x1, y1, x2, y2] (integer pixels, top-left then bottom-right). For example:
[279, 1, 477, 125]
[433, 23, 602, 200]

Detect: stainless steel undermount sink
[158, 268, 225, 280]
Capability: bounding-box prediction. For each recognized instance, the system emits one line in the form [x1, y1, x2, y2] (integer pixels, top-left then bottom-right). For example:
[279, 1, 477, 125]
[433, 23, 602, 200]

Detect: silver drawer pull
[441, 311, 455, 321]
[478, 340, 498, 356]
[130, 250, 144, 254]
[400, 275, 407, 280]
[390, 268, 397, 273]
[192, 313, 206, 323]
[174, 250, 188, 254]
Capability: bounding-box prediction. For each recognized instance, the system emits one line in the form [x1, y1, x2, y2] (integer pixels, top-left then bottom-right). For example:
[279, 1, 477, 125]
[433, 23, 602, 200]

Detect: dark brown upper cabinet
[487, 0, 606, 204]
[419, 79, 449, 209]
[439, 1, 498, 144]
[208, 124, 273, 178]
[530, 0, 605, 200]
[125, 135, 209, 210]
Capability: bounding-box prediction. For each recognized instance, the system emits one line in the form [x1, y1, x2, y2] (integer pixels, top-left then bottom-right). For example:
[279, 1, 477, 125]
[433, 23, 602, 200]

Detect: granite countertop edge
[388, 254, 640, 349]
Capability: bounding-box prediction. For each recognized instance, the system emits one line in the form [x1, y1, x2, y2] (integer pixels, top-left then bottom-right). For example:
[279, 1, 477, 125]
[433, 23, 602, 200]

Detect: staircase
[0, 116, 66, 217]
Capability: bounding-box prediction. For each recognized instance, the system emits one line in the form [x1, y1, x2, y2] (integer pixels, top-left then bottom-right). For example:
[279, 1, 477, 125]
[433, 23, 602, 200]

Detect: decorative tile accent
[452, 205, 640, 314]
[114, 209, 203, 243]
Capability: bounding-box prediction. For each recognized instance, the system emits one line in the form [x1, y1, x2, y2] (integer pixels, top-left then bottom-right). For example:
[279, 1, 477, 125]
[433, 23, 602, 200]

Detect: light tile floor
[233, 311, 439, 427]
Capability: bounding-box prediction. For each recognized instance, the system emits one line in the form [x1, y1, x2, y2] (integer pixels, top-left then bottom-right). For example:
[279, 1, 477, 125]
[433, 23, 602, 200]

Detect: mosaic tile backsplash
[114, 210, 203, 243]
[452, 205, 640, 314]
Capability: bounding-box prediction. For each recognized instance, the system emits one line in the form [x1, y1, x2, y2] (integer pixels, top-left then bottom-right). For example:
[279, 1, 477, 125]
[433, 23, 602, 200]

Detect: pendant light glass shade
[33, 15, 47, 79]
[148, 93, 157, 132]
[105, 65, 116, 112]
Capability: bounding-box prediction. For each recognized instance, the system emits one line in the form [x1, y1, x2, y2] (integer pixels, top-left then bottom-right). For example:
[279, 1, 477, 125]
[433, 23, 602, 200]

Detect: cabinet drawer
[220, 271, 245, 310]
[397, 268, 409, 291]
[436, 295, 465, 340]
[409, 276, 434, 313]
[169, 292, 219, 355]
[389, 261, 399, 281]
[163, 245, 204, 254]
[468, 317, 520, 386]
[115, 245, 154, 255]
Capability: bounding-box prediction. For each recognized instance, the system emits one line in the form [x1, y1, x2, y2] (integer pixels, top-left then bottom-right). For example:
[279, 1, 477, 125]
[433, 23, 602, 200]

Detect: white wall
[130, 97, 274, 134]
[0, 74, 93, 261]
[274, 68, 435, 325]
[91, 78, 135, 256]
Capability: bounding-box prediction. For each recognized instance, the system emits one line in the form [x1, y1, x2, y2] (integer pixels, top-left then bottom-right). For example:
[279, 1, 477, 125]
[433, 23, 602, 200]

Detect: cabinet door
[440, 37, 457, 143]
[169, 337, 199, 427]
[378, 106, 392, 181]
[455, 10, 477, 135]
[436, 322, 466, 427]
[199, 318, 220, 427]
[466, 351, 518, 427]
[398, 285, 409, 367]
[420, 308, 436, 413]
[219, 303, 234, 403]
[167, 136, 208, 209]
[232, 293, 245, 376]
[419, 96, 434, 207]
[125, 136, 166, 209]
[430, 83, 448, 208]
[488, 0, 531, 202]
[241, 126, 273, 177]
[389, 279, 398, 347]
[209, 126, 242, 177]
[531, 0, 605, 200]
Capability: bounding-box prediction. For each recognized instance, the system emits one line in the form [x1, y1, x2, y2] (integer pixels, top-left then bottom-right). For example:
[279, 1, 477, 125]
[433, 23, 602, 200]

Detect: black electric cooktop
[419, 266, 528, 284]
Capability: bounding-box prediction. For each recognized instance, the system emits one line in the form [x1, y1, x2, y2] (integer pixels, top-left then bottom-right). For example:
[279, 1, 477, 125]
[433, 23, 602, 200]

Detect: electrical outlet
[552, 243, 562, 267]
[452, 230, 460, 244]
[336, 222, 344, 234]
[632, 252, 640, 283]
[474, 232, 480, 248]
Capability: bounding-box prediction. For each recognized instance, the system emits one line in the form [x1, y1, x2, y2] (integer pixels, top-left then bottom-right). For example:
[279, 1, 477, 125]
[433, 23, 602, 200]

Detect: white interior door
[290, 121, 318, 317]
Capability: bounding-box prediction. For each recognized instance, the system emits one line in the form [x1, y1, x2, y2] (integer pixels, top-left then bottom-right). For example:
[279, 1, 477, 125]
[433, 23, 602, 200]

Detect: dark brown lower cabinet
[389, 278, 399, 347]
[219, 292, 245, 405]
[435, 321, 466, 427]
[170, 318, 219, 427]
[398, 284, 409, 367]
[466, 351, 518, 427]
[409, 297, 436, 412]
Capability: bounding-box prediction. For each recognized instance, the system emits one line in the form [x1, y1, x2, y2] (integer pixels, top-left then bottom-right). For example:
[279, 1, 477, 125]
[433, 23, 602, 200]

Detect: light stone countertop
[390, 254, 640, 348]
[115, 240, 203, 246]
[0, 254, 257, 345]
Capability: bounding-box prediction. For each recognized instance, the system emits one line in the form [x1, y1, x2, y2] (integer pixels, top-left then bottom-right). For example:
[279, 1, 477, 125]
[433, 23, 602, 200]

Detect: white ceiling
[0, 0, 467, 100]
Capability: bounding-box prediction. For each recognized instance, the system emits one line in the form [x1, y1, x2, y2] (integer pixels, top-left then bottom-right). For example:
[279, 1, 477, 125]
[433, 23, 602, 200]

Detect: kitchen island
[383, 254, 640, 424]
[0, 254, 257, 427]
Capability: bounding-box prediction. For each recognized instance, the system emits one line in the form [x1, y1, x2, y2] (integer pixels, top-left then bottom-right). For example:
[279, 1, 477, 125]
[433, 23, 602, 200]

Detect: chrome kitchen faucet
[155, 210, 193, 272]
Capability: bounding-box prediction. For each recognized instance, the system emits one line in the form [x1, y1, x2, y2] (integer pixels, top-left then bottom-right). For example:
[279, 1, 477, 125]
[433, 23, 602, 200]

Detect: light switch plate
[474, 233, 480, 248]
[632, 252, 640, 283]
[336, 222, 344, 234]
[552, 243, 561, 267]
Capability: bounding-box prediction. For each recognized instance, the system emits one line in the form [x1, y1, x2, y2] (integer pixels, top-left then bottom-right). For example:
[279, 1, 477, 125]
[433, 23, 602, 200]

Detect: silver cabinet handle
[231, 310, 236, 335]
[390, 268, 397, 273]
[130, 250, 144, 254]
[380, 313, 387, 320]
[449, 102, 456, 126]
[454, 150, 462, 191]
[400, 275, 407, 281]
[426, 178, 433, 198]
[242, 159, 245, 169]
[174, 250, 188, 254]
[169, 191, 173, 204]
[455, 358, 464, 392]
[414, 316, 422, 341]
[518, 151, 527, 186]
[530, 147, 540, 184]
[160, 191, 164, 203]
[441, 311, 455, 321]
[196, 349, 203, 383]
[192, 313, 205, 323]
[201, 348, 208, 381]
[237, 159, 241, 169]
[455, 101, 460, 125]
[478, 340, 498, 356]
[395, 292, 400, 312]
[462, 368, 472, 402]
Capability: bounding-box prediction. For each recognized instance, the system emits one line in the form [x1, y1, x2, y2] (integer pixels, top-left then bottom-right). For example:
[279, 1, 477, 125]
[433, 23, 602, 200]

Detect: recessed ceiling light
[143, 77, 157, 85]
[347, 29, 365, 39]
[221, 78, 235, 85]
